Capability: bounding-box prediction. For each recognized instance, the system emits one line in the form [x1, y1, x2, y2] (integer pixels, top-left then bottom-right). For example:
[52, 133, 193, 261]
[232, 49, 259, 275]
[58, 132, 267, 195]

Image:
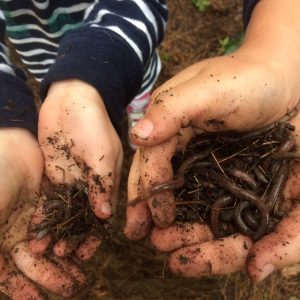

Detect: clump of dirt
[30, 182, 111, 245]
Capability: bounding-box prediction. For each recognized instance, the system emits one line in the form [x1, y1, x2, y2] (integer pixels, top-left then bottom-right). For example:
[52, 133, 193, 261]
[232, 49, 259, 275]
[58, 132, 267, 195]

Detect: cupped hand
[37, 79, 123, 258]
[39, 79, 123, 219]
[125, 52, 300, 240]
[149, 113, 300, 280]
[0, 128, 86, 300]
[125, 52, 300, 279]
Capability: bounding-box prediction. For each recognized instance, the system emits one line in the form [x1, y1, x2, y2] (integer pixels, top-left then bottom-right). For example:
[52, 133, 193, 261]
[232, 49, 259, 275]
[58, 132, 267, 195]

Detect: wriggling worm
[267, 160, 289, 212]
[227, 168, 258, 191]
[220, 209, 234, 222]
[243, 207, 258, 229]
[128, 176, 185, 207]
[265, 130, 295, 211]
[197, 166, 269, 240]
[128, 149, 212, 207]
[234, 201, 254, 236]
[253, 166, 269, 184]
[210, 195, 234, 238]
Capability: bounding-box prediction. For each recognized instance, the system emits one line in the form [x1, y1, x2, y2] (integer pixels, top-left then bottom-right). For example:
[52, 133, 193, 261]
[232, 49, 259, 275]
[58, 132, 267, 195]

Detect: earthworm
[234, 201, 254, 236]
[227, 168, 258, 191]
[149, 177, 185, 194]
[269, 152, 300, 160]
[197, 166, 269, 240]
[43, 200, 63, 214]
[243, 207, 258, 229]
[35, 219, 53, 230]
[267, 160, 289, 211]
[277, 130, 295, 153]
[220, 209, 235, 222]
[253, 166, 269, 184]
[264, 131, 294, 210]
[36, 228, 50, 240]
[128, 149, 212, 207]
[177, 149, 213, 175]
[210, 195, 234, 238]
[220, 122, 278, 142]
[128, 176, 185, 207]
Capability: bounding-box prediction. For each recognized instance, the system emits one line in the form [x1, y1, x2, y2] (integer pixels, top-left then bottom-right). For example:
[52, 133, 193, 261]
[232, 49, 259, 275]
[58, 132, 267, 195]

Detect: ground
[4, 0, 300, 299]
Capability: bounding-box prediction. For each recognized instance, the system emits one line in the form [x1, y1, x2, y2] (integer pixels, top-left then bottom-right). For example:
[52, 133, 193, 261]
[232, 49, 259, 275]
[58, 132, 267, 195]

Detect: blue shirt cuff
[0, 71, 37, 135]
[40, 27, 144, 134]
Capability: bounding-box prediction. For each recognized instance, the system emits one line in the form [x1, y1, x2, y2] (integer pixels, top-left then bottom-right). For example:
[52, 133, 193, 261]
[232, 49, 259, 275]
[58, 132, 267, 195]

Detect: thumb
[130, 77, 214, 146]
[247, 204, 300, 282]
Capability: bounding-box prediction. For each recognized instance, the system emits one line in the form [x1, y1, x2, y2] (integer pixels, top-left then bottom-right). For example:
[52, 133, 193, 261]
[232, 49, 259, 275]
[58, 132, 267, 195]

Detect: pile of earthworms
[30, 184, 110, 244]
[169, 119, 297, 241]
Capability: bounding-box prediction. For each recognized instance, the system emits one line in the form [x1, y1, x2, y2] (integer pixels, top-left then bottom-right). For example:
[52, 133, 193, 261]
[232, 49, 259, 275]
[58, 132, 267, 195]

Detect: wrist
[238, 0, 300, 96]
[0, 128, 37, 146]
[47, 79, 101, 101]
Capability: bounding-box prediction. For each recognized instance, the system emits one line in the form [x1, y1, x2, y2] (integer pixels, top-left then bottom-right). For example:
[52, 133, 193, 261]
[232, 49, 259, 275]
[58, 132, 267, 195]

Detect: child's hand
[39, 79, 123, 219]
[125, 53, 300, 279]
[0, 128, 85, 299]
[38, 79, 123, 258]
[149, 112, 300, 280]
[125, 53, 300, 240]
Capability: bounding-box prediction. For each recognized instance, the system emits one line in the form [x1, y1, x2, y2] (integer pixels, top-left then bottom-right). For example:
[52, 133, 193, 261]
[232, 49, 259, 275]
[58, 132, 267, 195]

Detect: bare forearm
[238, 0, 300, 104]
[242, 0, 300, 59]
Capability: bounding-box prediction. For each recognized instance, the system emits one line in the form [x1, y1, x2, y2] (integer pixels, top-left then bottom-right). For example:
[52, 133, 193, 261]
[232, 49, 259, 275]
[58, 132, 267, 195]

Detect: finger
[87, 167, 115, 219]
[53, 239, 77, 257]
[151, 223, 213, 252]
[0, 254, 44, 300]
[125, 148, 151, 240]
[29, 197, 51, 255]
[130, 80, 199, 146]
[11, 242, 80, 297]
[247, 204, 300, 282]
[48, 255, 86, 286]
[140, 138, 178, 228]
[168, 234, 252, 277]
[63, 102, 121, 219]
[29, 236, 51, 255]
[75, 235, 101, 261]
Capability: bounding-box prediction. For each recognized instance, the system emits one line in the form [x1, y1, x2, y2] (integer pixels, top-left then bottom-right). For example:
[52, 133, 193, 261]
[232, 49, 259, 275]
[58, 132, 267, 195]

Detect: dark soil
[31, 182, 110, 244]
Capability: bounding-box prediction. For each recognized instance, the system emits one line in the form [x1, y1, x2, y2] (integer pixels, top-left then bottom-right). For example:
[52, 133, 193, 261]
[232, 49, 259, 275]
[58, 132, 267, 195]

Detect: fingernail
[259, 264, 275, 281]
[132, 119, 154, 140]
[100, 202, 111, 216]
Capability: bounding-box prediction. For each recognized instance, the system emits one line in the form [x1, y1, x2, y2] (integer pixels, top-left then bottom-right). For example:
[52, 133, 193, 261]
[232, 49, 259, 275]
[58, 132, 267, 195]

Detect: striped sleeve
[41, 0, 167, 134]
[243, 0, 259, 28]
[0, 11, 37, 135]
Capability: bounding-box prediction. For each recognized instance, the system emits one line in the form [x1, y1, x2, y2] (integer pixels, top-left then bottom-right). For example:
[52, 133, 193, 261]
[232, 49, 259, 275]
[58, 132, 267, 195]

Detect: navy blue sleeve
[41, 0, 167, 134]
[243, 0, 259, 28]
[0, 11, 37, 135]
